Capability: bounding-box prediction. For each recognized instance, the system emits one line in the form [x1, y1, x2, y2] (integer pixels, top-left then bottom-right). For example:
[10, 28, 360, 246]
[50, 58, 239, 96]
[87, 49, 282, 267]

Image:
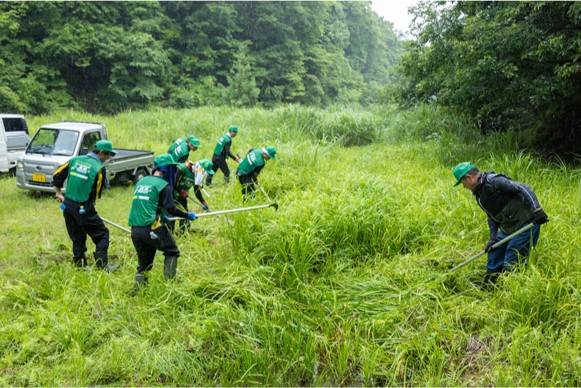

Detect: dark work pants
[238, 173, 256, 201]
[63, 199, 109, 262]
[207, 155, 230, 184]
[131, 226, 180, 274]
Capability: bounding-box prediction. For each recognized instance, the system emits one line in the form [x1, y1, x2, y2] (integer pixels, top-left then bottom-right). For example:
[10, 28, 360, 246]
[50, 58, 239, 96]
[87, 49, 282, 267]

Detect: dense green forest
[0, 1, 400, 113]
[1, 1, 580, 155]
[399, 1, 581, 156]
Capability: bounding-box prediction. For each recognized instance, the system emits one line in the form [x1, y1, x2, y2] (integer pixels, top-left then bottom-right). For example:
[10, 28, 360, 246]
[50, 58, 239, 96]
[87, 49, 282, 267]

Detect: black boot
[164, 256, 178, 279]
[133, 272, 148, 293]
[94, 252, 120, 273]
[73, 255, 87, 268]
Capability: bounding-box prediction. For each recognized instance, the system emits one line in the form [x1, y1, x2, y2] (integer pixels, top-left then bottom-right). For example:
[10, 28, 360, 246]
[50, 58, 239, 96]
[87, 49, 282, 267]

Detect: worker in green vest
[167, 136, 201, 193]
[128, 154, 197, 292]
[206, 126, 240, 186]
[172, 159, 214, 231]
[236, 146, 276, 200]
[53, 140, 120, 271]
[168, 136, 200, 164]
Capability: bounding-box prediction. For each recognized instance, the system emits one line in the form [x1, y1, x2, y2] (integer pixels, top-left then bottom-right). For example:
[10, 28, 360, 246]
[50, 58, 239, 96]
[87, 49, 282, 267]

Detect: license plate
[32, 173, 46, 183]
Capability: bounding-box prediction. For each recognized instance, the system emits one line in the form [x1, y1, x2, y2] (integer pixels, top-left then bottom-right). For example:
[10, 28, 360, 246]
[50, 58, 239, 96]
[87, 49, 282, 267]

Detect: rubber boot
[94, 252, 120, 273]
[164, 256, 178, 279]
[133, 272, 148, 293]
[482, 270, 501, 289]
[73, 255, 87, 268]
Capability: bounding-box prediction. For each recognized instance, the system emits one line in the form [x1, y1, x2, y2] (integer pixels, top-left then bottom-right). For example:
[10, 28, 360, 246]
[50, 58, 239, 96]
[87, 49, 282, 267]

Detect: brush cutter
[101, 217, 131, 234]
[448, 222, 535, 273]
[167, 203, 278, 221]
[59, 204, 131, 234]
[186, 196, 206, 210]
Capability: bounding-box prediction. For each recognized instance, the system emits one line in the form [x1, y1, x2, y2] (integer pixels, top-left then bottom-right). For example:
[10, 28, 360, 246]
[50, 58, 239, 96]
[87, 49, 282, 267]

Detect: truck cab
[0, 114, 30, 173]
[16, 121, 153, 192]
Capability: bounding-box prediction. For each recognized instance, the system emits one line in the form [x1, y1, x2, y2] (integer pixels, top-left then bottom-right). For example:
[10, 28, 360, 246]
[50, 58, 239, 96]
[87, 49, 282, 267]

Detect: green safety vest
[168, 138, 189, 162]
[213, 133, 232, 156]
[128, 175, 169, 228]
[237, 149, 265, 175]
[174, 163, 195, 196]
[64, 155, 104, 203]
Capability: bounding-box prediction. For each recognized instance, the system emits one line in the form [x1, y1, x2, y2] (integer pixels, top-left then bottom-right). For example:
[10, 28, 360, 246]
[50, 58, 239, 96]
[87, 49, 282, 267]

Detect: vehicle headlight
[16, 161, 24, 172]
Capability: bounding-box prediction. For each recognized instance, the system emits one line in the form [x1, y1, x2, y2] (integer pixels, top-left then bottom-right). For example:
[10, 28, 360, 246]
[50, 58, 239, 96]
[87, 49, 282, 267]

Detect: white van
[0, 114, 30, 173]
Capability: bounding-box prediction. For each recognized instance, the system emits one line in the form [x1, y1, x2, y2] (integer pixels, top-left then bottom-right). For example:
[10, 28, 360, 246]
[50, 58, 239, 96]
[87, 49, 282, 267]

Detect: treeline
[399, 1, 581, 157]
[0, 1, 400, 114]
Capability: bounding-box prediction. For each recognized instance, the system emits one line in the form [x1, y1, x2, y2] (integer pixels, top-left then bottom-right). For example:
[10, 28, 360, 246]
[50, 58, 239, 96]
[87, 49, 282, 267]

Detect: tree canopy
[0, 1, 401, 114]
[399, 1, 581, 156]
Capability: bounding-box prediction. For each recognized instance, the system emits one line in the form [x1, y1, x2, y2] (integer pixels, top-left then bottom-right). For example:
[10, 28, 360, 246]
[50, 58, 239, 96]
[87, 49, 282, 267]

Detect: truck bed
[16, 148, 154, 192]
[111, 148, 154, 160]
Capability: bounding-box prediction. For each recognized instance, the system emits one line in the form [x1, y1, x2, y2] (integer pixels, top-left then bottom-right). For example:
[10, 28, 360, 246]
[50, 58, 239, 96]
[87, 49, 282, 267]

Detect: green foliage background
[1, 106, 580, 386]
[1, 1, 581, 383]
[399, 1, 581, 156]
[0, 1, 401, 113]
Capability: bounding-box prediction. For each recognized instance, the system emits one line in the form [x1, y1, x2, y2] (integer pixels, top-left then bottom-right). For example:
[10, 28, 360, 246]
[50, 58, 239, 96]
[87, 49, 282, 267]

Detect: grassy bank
[1, 106, 580, 386]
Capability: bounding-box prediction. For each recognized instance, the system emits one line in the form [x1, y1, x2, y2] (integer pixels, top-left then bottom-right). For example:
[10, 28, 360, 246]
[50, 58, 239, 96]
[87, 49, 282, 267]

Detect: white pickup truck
[16, 121, 154, 192]
[0, 114, 30, 174]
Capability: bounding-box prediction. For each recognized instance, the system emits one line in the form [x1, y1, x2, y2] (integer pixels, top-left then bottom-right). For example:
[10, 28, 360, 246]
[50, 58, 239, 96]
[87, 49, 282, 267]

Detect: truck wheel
[133, 167, 149, 184]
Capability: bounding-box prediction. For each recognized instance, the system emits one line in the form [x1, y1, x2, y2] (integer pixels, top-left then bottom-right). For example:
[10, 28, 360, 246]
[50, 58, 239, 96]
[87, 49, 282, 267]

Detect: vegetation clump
[1, 106, 579, 386]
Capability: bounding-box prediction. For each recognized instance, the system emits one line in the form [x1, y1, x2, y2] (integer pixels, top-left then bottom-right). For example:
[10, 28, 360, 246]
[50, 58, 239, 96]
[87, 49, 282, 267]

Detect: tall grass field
[1, 105, 580, 386]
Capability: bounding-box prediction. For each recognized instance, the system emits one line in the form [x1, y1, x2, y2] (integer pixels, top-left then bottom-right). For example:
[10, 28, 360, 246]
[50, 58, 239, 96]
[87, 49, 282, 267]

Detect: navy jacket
[473, 171, 540, 236]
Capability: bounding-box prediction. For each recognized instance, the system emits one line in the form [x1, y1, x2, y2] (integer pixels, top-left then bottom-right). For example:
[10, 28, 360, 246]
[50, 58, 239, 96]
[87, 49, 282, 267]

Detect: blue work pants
[487, 224, 541, 272]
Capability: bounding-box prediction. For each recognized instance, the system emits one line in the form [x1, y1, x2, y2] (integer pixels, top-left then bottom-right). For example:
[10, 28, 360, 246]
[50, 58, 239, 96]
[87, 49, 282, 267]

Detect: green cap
[265, 146, 277, 160]
[198, 159, 215, 175]
[452, 162, 476, 187]
[188, 136, 201, 147]
[229, 126, 239, 133]
[94, 140, 117, 154]
[154, 154, 178, 167]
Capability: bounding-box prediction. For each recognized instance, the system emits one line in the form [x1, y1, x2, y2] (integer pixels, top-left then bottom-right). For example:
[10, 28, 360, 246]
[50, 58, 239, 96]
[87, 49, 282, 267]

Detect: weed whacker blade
[270, 203, 279, 211]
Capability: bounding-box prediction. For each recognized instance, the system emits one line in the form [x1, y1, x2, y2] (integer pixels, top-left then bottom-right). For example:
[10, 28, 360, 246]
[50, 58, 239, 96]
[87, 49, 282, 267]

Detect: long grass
[1, 105, 580, 386]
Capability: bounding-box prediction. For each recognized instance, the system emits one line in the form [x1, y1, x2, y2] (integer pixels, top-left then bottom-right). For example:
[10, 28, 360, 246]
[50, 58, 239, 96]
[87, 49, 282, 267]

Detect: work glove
[484, 238, 497, 253]
[533, 207, 549, 225]
[163, 215, 170, 224]
[186, 212, 197, 221]
[201, 202, 210, 211]
[179, 189, 188, 198]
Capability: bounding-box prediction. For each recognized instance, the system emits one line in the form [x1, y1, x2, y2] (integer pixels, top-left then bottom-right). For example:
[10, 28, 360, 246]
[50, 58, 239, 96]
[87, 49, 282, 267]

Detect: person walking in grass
[452, 162, 549, 283]
[172, 159, 215, 231]
[206, 125, 240, 186]
[168, 135, 201, 163]
[128, 154, 198, 292]
[53, 140, 120, 272]
[166, 136, 201, 190]
[236, 146, 276, 200]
